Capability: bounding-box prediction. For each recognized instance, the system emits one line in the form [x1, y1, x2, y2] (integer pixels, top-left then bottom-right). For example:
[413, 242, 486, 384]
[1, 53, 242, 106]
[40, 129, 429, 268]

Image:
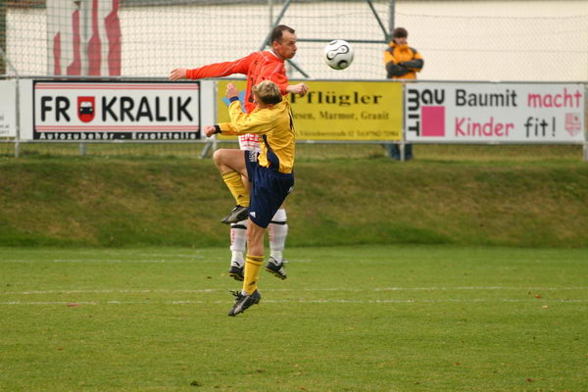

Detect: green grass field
[1, 245, 587, 392]
[2, 151, 588, 248]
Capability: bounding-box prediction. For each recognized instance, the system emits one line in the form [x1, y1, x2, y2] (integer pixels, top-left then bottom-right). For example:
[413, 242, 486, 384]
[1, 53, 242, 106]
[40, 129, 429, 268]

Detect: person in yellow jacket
[384, 27, 424, 80]
[204, 80, 295, 316]
[384, 27, 424, 159]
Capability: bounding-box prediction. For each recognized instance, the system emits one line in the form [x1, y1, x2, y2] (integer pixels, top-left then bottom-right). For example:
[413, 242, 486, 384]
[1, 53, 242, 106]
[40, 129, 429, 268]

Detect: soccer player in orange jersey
[169, 25, 308, 282]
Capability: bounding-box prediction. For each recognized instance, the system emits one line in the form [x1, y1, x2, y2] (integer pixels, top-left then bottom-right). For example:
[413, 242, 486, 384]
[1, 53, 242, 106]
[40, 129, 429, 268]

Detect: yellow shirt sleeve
[218, 101, 275, 135]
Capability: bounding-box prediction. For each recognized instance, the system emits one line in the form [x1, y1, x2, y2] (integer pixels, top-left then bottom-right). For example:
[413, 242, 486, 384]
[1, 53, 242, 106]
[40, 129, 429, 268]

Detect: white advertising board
[405, 83, 585, 143]
[0, 80, 17, 138]
[32, 81, 200, 140]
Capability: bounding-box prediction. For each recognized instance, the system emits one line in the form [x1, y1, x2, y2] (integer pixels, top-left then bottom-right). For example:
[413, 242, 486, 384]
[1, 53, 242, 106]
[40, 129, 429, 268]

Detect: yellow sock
[222, 171, 249, 207]
[243, 255, 263, 294]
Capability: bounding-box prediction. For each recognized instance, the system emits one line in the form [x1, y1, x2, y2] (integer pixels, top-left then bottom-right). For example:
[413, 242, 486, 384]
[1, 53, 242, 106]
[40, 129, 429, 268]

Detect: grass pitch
[1, 245, 587, 392]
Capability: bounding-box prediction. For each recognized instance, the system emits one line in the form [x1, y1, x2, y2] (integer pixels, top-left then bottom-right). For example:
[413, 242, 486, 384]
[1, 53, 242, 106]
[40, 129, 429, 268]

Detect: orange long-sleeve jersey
[185, 51, 289, 114]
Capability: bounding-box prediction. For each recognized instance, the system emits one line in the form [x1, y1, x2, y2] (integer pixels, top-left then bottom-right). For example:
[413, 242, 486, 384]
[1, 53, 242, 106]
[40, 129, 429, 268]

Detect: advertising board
[216, 80, 403, 141]
[32, 81, 200, 140]
[0, 80, 17, 138]
[405, 83, 585, 143]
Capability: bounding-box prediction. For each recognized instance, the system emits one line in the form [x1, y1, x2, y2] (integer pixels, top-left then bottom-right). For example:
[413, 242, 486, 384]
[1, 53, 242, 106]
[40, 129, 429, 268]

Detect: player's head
[392, 27, 408, 45]
[271, 25, 297, 60]
[253, 80, 282, 106]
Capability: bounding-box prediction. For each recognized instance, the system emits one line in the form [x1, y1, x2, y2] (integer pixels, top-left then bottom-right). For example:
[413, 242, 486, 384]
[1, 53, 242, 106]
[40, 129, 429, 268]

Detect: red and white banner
[33, 81, 201, 140]
[48, 0, 121, 76]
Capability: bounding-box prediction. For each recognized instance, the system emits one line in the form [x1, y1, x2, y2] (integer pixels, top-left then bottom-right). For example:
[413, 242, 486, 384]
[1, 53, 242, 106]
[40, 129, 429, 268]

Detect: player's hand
[288, 83, 309, 97]
[169, 68, 187, 81]
[226, 83, 239, 99]
[204, 125, 217, 137]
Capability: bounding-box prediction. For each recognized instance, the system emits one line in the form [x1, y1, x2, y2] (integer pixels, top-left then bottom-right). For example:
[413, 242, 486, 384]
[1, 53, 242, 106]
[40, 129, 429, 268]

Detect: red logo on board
[78, 96, 95, 123]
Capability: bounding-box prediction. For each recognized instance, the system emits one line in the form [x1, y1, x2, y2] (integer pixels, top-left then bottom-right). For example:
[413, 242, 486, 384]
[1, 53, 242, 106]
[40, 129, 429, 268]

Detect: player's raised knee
[212, 148, 229, 166]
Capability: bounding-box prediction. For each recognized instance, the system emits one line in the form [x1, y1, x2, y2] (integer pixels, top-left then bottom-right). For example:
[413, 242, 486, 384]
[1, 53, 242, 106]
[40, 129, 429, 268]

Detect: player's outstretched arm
[169, 68, 188, 81]
[286, 83, 308, 97]
[204, 84, 240, 137]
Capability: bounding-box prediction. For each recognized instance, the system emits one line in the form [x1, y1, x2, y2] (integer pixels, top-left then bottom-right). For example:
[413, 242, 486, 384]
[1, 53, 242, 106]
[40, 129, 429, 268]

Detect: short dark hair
[393, 27, 408, 38]
[270, 25, 295, 43]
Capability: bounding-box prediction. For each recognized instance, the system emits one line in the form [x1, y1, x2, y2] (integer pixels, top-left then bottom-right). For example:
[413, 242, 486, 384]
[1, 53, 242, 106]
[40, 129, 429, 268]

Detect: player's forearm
[212, 102, 261, 136]
[217, 122, 265, 136]
[224, 101, 273, 135]
[185, 60, 244, 80]
[206, 122, 257, 137]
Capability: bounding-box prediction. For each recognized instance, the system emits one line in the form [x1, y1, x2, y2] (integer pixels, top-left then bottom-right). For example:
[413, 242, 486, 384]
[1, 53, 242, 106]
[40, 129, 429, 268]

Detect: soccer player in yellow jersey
[204, 81, 295, 316]
[170, 25, 307, 282]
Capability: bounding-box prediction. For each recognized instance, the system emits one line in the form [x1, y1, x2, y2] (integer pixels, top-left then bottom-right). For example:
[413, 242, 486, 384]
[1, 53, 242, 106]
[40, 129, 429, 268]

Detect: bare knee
[213, 149, 236, 172]
[212, 149, 246, 174]
[212, 149, 225, 168]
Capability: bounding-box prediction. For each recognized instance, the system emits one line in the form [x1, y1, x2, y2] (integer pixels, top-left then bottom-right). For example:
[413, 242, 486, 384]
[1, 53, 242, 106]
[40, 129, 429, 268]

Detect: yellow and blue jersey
[218, 99, 296, 174]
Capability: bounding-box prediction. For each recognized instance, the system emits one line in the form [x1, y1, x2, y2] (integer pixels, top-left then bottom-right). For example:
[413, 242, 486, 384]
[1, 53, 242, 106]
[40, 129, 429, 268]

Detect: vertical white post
[14, 76, 20, 158]
[1, 46, 21, 157]
[388, 0, 395, 40]
[585, 85, 588, 162]
[268, 0, 273, 30]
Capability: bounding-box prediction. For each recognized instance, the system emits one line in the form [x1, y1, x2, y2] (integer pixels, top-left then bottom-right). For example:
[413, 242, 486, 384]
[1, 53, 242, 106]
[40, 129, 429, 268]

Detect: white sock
[230, 219, 247, 267]
[268, 208, 288, 264]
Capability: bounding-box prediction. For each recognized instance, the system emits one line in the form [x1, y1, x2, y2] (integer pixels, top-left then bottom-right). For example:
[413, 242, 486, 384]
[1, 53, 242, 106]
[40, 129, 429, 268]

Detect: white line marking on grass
[2, 287, 587, 296]
[0, 258, 221, 264]
[0, 289, 220, 295]
[1, 298, 587, 306]
[122, 253, 207, 259]
[299, 286, 588, 292]
[372, 286, 588, 291]
[51, 259, 209, 263]
[278, 299, 588, 304]
[0, 257, 311, 264]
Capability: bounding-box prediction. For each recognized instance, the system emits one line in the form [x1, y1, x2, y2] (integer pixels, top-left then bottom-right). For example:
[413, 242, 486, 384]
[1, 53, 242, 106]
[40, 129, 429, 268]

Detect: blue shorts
[244, 151, 294, 228]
